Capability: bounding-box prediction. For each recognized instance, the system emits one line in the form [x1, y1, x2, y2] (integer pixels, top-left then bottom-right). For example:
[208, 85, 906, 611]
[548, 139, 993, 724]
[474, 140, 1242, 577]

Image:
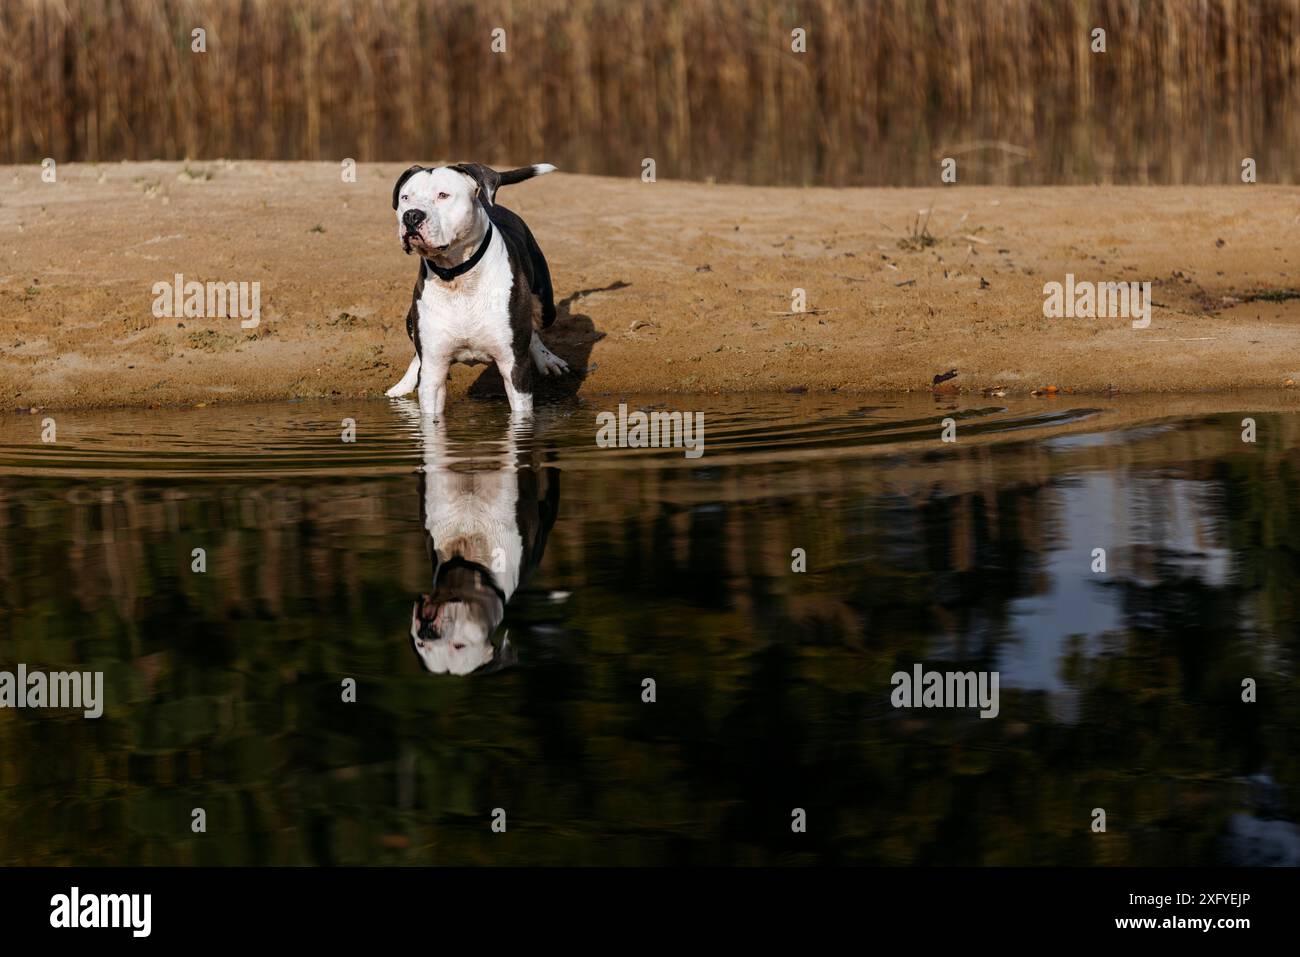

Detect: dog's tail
[498, 164, 557, 188]
[452, 162, 557, 206]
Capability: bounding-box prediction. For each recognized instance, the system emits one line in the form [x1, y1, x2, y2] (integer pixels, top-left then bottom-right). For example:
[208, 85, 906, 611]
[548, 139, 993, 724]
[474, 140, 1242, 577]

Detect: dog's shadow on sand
[466, 281, 629, 402]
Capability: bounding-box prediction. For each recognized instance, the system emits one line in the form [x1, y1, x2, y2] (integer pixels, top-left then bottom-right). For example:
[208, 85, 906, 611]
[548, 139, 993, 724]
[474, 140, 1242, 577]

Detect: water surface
[0, 394, 1297, 865]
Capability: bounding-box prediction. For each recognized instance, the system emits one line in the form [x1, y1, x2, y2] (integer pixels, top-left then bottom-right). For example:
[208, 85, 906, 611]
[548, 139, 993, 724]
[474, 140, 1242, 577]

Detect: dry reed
[0, 0, 1297, 185]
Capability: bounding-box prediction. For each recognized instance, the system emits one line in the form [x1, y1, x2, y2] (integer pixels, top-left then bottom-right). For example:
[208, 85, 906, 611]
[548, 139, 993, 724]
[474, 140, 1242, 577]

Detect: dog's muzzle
[400, 209, 449, 255]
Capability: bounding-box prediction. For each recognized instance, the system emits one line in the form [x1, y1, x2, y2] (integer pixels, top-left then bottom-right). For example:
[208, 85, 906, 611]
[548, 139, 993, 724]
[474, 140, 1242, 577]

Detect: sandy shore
[2, 161, 1298, 410]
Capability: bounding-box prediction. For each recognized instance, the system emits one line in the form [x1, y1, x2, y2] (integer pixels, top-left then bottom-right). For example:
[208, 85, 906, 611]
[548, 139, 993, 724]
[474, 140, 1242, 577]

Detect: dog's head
[408, 563, 514, 676]
[392, 165, 491, 259]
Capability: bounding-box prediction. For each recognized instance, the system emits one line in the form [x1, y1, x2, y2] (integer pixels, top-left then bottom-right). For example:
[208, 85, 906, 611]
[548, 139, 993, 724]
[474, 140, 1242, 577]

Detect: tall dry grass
[1, 0, 1297, 185]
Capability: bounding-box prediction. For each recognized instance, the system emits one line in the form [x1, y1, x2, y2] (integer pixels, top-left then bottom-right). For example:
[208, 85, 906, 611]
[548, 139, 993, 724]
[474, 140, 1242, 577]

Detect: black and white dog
[406, 412, 560, 676]
[387, 162, 568, 417]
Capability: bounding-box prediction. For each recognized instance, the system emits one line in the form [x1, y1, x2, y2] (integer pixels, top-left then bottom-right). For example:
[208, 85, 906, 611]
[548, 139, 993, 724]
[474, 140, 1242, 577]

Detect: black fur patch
[447, 163, 500, 205]
[487, 202, 557, 329]
[404, 261, 425, 387]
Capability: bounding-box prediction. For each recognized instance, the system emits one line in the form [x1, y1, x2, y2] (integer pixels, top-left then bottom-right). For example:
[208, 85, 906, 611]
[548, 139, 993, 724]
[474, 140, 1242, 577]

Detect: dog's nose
[402, 209, 426, 230]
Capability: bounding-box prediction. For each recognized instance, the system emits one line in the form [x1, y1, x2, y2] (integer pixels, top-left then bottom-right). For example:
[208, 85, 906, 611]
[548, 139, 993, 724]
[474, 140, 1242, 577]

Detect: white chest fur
[416, 235, 515, 366]
[425, 469, 524, 600]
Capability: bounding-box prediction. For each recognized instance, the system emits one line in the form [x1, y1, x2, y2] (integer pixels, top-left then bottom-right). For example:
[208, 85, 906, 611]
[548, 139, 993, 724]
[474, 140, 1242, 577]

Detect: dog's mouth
[402, 232, 449, 256]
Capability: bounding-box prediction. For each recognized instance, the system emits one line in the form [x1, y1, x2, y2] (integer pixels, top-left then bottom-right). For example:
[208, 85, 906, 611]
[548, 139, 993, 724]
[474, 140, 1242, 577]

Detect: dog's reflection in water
[402, 405, 559, 675]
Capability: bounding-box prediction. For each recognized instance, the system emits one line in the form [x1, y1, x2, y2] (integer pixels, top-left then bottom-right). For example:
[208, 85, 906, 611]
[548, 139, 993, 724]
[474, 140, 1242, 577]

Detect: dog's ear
[449, 163, 501, 206]
[392, 165, 426, 210]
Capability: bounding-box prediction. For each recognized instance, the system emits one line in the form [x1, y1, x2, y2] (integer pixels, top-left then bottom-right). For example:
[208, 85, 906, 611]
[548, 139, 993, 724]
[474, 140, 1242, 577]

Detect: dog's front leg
[417, 355, 451, 419]
[386, 354, 421, 397]
[497, 356, 534, 419]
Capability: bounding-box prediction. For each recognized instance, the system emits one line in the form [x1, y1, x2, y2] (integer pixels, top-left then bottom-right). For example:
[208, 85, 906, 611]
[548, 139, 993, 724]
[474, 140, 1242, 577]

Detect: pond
[0, 393, 1296, 865]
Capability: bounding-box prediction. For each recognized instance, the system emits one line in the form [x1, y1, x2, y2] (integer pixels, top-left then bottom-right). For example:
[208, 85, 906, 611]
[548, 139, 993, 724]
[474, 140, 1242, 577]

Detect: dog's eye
[437, 192, 450, 200]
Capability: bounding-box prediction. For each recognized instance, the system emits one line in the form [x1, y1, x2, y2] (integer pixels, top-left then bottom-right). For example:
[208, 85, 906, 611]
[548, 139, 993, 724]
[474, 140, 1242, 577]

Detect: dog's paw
[385, 383, 414, 398]
[536, 350, 570, 376]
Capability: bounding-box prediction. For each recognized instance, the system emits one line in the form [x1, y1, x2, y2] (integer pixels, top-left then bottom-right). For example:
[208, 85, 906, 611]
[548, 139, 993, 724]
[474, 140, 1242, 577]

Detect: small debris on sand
[931, 369, 960, 394]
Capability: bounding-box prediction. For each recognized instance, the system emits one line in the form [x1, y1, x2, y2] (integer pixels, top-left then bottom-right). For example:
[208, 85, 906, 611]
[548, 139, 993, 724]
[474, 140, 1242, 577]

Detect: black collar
[433, 555, 508, 603]
[425, 223, 493, 282]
